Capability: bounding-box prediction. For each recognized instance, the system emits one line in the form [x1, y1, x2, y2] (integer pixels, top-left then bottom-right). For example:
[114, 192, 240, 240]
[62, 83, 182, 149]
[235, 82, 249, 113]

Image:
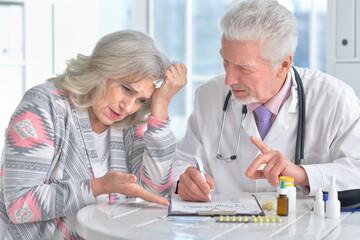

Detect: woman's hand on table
[91, 171, 169, 206]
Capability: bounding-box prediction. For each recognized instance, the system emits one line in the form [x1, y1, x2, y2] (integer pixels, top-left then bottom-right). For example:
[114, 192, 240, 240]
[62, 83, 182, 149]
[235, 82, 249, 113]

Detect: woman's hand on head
[159, 63, 187, 102]
[150, 63, 187, 120]
[91, 171, 169, 206]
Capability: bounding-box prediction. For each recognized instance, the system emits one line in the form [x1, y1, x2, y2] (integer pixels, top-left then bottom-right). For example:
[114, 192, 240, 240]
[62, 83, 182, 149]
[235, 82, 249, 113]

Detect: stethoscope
[216, 66, 306, 165]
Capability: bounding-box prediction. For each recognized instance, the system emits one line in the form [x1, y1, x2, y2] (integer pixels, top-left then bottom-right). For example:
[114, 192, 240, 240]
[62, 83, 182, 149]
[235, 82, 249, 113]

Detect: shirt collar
[247, 71, 292, 115]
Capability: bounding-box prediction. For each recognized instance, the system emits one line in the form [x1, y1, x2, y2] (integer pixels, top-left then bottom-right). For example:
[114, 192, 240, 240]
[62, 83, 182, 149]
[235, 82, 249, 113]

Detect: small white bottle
[314, 187, 324, 216]
[325, 176, 340, 219]
[277, 176, 296, 212]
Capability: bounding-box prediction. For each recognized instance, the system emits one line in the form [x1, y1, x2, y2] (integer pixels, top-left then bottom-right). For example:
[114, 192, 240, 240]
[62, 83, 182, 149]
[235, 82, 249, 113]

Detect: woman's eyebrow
[127, 84, 152, 100]
[125, 84, 138, 93]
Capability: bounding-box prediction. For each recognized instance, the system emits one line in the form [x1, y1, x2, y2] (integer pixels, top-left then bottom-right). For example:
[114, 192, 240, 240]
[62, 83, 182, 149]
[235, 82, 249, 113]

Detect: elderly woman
[0, 30, 186, 239]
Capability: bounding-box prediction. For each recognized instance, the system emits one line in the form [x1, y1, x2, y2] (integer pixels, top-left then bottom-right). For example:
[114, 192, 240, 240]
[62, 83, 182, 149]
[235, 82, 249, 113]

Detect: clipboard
[168, 193, 265, 216]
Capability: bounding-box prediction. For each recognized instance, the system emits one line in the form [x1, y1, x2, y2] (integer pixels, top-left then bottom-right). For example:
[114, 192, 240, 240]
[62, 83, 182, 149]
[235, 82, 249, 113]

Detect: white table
[76, 193, 360, 240]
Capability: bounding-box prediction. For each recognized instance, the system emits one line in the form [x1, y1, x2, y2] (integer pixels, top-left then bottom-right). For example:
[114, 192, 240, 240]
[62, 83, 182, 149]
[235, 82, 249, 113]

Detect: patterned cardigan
[0, 82, 175, 239]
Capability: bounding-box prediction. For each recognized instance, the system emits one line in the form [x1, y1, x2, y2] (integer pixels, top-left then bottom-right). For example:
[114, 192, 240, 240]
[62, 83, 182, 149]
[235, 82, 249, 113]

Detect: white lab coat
[174, 67, 360, 195]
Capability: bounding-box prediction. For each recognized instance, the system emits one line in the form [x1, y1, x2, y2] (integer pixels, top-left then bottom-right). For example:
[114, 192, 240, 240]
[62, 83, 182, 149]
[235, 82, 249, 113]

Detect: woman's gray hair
[219, 0, 298, 68]
[49, 30, 170, 129]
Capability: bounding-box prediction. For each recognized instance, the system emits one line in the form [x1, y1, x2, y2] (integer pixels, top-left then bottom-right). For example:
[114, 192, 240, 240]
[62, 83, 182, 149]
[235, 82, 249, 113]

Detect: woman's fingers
[102, 172, 169, 206]
[127, 185, 169, 206]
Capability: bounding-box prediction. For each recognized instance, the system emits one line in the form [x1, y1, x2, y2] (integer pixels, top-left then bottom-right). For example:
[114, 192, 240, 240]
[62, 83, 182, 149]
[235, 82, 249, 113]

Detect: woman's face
[89, 77, 155, 133]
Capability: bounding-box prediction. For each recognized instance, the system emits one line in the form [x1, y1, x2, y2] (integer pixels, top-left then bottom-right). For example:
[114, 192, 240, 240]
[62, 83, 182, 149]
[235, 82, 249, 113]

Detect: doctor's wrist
[294, 165, 310, 186]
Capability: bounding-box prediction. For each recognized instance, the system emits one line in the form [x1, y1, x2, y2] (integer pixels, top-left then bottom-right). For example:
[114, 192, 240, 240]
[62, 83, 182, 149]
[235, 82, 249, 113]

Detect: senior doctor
[174, 0, 360, 202]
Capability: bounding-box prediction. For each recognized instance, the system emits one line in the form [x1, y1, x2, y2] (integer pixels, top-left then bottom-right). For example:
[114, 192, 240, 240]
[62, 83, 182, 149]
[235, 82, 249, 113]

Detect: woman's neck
[88, 109, 109, 134]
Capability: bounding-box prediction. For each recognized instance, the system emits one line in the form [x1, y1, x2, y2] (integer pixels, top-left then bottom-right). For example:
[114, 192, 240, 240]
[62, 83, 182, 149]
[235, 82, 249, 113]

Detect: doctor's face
[220, 36, 284, 104]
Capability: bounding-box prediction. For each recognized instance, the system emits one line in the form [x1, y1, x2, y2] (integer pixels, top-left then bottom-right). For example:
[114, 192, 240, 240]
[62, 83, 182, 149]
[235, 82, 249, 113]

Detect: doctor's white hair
[219, 0, 298, 68]
[49, 30, 170, 129]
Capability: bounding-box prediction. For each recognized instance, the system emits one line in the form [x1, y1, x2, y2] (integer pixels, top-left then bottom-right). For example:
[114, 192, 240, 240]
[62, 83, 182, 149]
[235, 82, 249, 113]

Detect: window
[0, 2, 24, 151]
[53, 0, 132, 75]
[279, 0, 327, 70]
[151, 0, 234, 139]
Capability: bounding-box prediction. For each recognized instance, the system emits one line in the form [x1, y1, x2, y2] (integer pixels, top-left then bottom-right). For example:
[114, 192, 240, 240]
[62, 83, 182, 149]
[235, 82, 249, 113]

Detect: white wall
[0, 2, 25, 151]
[326, 0, 360, 97]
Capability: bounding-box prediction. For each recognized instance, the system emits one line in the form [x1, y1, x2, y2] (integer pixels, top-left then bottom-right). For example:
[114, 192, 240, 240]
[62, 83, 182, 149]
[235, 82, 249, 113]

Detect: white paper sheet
[169, 192, 264, 216]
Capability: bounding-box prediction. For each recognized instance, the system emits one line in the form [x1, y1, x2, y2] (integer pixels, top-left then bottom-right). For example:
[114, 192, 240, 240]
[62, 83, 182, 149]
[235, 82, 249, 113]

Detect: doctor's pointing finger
[245, 136, 309, 186]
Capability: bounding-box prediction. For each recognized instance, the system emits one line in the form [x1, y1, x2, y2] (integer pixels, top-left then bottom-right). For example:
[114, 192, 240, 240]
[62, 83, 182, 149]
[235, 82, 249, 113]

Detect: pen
[193, 156, 212, 201]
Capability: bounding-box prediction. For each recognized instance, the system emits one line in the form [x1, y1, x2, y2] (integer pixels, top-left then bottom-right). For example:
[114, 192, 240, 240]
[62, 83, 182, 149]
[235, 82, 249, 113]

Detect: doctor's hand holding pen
[245, 136, 310, 187]
[177, 166, 215, 202]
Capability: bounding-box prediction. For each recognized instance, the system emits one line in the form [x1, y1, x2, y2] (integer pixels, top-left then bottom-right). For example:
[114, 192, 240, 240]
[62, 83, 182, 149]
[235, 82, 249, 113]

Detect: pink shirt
[248, 71, 292, 124]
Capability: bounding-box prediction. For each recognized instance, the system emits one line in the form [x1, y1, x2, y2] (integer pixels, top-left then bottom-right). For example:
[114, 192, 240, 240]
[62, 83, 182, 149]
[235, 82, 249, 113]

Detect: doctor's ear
[277, 56, 292, 78]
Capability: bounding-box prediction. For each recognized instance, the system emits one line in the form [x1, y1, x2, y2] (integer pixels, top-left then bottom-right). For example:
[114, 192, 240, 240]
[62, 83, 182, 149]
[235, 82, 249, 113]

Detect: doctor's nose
[224, 64, 239, 87]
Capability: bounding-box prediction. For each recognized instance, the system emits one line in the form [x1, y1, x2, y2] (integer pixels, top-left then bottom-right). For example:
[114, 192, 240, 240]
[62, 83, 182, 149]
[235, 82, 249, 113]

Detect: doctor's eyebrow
[219, 50, 250, 68]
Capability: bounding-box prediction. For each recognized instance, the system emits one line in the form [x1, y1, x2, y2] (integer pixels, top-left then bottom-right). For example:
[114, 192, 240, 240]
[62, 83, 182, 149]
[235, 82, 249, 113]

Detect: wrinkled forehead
[220, 36, 265, 67]
[130, 77, 155, 99]
[107, 77, 155, 99]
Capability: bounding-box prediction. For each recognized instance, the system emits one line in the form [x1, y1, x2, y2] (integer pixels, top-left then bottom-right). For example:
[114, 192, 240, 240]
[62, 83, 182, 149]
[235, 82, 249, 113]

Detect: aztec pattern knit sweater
[0, 82, 175, 239]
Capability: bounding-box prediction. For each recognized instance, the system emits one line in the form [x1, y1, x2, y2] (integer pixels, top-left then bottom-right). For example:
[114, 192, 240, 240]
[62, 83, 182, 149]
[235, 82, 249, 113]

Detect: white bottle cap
[325, 176, 340, 219]
[328, 176, 338, 200]
[278, 180, 287, 195]
[315, 187, 323, 201]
